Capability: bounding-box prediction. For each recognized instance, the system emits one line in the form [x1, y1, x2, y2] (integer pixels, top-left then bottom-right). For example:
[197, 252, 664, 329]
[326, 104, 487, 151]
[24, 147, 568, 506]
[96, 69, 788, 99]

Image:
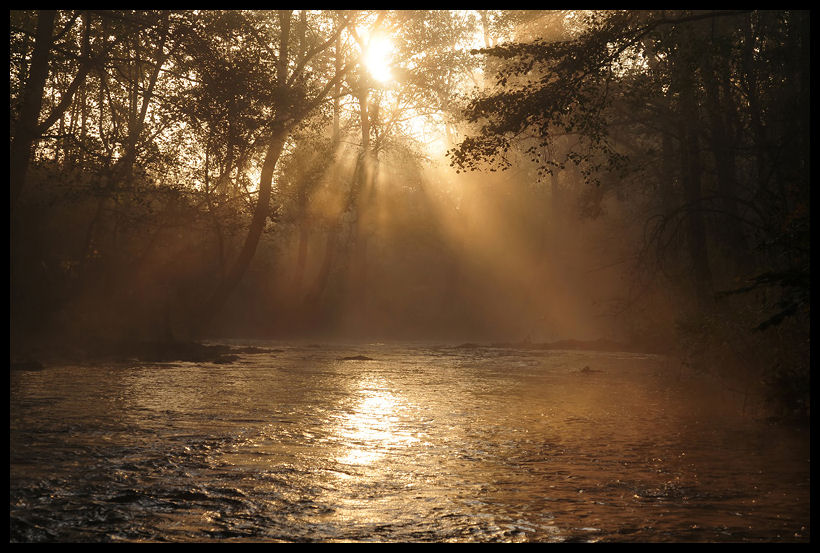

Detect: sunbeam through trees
[10, 10, 810, 543]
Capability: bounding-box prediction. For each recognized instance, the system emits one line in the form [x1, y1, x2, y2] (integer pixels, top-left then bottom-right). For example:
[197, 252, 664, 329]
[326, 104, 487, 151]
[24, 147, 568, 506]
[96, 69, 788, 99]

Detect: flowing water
[9, 342, 810, 542]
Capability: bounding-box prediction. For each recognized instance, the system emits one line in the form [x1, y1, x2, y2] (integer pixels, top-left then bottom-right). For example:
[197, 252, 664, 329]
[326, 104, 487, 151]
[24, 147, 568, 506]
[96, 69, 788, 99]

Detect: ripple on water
[9, 344, 811, 542]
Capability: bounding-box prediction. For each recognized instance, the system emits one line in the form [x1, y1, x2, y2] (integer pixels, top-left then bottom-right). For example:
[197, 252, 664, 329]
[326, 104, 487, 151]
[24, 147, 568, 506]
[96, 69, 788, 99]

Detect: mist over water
[10, 9, 809, 544]
[208, 159, 660, 348]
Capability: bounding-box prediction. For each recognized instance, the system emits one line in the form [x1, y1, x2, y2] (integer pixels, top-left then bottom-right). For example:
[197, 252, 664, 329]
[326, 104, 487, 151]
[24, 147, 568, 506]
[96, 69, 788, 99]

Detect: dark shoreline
[10, 340, 279, 370]
[11, 336, 666, 371]
[456, 338, 668, 355]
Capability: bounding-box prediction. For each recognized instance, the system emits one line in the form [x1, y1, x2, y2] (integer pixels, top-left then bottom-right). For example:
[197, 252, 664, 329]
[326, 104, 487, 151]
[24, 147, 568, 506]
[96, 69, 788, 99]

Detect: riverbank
[455, 338, 669, 355]
[10, 339, 279, 370]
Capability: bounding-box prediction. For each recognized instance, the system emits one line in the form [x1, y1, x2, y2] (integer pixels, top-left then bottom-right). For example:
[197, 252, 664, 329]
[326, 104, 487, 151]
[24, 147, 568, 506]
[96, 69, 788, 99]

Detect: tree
[450, 9, 809, 415]
[10, 10, 111, 210]
[186, 10, 351, 334]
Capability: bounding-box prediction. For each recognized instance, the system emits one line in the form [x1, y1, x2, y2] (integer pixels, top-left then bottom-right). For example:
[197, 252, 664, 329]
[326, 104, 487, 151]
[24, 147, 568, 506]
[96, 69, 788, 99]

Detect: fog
[9, 11, 810, 544]
[195, 147, 661, 348]
[10, 9, 809, 422]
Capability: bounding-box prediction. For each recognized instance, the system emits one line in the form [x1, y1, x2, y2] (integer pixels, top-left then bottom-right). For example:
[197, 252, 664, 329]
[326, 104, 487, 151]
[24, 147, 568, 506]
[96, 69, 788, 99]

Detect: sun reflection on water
[334, 377, 418, 466]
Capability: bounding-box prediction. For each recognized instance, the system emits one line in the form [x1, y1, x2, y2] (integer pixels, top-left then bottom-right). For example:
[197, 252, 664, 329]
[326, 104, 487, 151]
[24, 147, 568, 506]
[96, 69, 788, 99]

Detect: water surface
[9, 343, 810, 542]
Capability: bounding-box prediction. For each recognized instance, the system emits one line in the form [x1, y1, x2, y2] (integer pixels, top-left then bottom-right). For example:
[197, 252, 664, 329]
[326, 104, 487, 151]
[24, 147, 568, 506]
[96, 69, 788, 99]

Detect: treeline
[10, 10, 544, 348]
[452, 10, 810, 419]
[10, 10, 809, 418]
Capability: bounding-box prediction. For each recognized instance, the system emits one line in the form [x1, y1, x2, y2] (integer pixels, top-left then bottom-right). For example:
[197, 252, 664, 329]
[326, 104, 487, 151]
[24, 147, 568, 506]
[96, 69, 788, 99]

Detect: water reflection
[334, 376, 418, 466]
[9, 345, 811, 542]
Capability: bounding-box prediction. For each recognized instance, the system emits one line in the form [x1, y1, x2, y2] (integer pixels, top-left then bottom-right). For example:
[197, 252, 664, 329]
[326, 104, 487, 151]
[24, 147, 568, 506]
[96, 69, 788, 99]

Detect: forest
[10, 10, 810, 421]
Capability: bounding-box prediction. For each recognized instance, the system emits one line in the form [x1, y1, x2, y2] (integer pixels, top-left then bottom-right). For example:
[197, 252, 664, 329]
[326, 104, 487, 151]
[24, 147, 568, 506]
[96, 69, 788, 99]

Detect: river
[9, 342, 810, 542]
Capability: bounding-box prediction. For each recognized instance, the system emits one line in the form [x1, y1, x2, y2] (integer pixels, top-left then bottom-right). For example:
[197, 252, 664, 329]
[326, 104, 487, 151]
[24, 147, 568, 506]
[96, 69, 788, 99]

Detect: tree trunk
[678, 85, 713, 307]
[299, 17, 347, 325]
[699, 26, 749, 264]
[119, 11, 171, 183]
[34, 12, 96, 161]
[741, 13, 771, 205]
[341, 83, 376, 331]
[199, 126, 289, 335]
[10, 10, 56, 210]
[660, 129, 677, 214]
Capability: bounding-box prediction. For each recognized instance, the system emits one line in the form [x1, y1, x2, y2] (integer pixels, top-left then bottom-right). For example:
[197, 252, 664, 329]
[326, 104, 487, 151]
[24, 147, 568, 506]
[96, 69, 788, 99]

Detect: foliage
[450, 9, 810, 419]
[9, 9, 489, 344]
[9, 11, 808, 421]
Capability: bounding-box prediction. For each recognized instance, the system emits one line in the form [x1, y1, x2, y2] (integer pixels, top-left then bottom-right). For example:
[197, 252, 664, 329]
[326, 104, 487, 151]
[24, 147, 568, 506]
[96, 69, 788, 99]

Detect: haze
[10, 9, 809, 419]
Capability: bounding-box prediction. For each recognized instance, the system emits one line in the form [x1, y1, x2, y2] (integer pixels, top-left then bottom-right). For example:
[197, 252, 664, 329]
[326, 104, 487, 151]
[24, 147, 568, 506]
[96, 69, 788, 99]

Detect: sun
[363, 35, 395, 83]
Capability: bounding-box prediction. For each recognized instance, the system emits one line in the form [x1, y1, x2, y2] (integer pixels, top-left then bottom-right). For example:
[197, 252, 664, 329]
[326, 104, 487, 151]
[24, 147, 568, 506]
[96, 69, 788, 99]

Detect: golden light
[363, 35, 395, 83]
[404, 112, 448, 158]
[334, 376, 417, 466]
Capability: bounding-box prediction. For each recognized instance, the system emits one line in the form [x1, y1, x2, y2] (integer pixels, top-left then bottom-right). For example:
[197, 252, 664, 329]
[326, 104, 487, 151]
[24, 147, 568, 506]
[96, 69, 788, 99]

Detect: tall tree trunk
[660, 129, 677, 214]
[300, 14, 349, 327]
[10, 10, 56, 211]
[332, 28, 343, 144]
[478, 10, 494, 48]
[700, 40, 749, 263]
[199, 126, 289, 335]
[204, 138, 227, 279]
[346, 86, 375, 331]
[104, 14, 171, 296]
[34, 12, 96, 164]
[797, 11, 810, 182]
[119, 11, 171, 183]
[741, 13, 771, 205]
[678, 83, 713, 307]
